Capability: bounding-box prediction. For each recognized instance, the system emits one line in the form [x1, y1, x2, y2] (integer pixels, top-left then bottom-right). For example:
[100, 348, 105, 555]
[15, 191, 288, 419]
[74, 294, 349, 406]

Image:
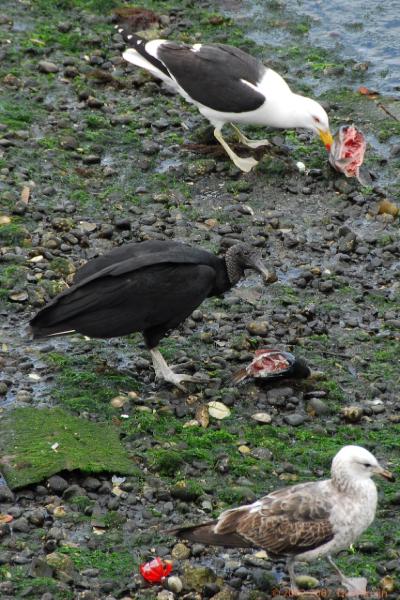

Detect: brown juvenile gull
[115, 26, 333, 172]
[171, 445, 394, 594]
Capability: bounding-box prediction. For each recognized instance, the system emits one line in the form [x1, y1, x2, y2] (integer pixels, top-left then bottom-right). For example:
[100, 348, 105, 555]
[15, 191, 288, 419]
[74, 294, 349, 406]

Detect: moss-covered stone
[0, 407, 139, 489]
[182, 565, 224, 592]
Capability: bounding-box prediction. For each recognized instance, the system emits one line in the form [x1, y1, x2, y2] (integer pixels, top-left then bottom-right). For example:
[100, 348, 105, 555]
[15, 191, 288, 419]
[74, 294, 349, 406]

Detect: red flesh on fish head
[329, 125, 367, 178]
[248, 350, 291, 377]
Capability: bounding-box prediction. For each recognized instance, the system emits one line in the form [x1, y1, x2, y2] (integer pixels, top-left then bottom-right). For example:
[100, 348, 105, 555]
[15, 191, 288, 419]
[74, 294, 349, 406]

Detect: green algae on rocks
[0, 407, 139, 489]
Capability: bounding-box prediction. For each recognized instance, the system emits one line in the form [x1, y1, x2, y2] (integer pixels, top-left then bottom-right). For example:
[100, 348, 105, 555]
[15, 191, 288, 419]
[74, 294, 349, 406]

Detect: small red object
[139, 557, 173, 584]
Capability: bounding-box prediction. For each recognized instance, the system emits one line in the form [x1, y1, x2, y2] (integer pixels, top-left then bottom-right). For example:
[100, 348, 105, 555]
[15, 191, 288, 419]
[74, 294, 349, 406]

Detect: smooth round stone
[307, 398, 331, 416]
[171, 542, 191, 560]
[284, 413, 307, 427]
[246, 321, 269, 336]
[167, 575, 183, 593]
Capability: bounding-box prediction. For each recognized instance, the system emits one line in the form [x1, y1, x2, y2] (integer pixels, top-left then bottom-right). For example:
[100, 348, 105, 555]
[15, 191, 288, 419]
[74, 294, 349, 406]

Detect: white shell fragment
[29, 255, 44, 263]
[251, 412, 272, 424]
[28, 373, 41, 381]
[183, 419, 201, 428]
[296, 161, 306, 173]
[207, 401, 231, 420]
[111, 476, 126, 485]
[112, 475, 126, 496]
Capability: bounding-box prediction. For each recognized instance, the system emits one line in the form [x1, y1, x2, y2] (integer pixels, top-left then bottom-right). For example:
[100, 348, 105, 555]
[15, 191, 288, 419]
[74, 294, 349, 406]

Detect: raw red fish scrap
[251, 349, 290, 374]
[329, 125, 367, 180]
[232, 349, 311, 384]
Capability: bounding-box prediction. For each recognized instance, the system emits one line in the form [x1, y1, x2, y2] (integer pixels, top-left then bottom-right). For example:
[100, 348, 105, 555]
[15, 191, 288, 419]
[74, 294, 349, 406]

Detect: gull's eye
[313, 116, 321, 124]
[363, 463, 372, 468]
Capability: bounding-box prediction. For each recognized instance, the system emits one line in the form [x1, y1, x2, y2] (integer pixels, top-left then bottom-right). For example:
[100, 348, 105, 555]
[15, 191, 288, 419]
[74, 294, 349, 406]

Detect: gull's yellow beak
[318, 129, 334, 152]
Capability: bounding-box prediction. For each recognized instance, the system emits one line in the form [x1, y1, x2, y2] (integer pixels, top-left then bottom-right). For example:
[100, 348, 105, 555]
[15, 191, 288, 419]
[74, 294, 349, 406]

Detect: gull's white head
[331, 445, 394, 483]
[294, 95, 333, 151]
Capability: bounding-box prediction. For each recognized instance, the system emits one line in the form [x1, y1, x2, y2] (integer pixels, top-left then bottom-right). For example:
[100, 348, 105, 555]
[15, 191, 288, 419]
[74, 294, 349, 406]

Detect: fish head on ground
[329, 124, 367, 181]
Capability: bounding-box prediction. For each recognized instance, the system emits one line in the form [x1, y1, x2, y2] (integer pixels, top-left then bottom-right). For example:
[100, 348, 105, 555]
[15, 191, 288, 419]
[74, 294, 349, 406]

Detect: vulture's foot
[162, 371, 206, 391]
[150, 348, 206, 391]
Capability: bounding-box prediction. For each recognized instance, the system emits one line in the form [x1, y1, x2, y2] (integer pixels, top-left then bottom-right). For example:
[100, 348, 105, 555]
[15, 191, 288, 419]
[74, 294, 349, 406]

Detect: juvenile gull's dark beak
[375, 465, 395, 482]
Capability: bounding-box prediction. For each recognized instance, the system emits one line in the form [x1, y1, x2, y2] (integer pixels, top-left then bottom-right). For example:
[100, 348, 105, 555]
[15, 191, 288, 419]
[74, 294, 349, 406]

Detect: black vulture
[30, 240, 269, 389]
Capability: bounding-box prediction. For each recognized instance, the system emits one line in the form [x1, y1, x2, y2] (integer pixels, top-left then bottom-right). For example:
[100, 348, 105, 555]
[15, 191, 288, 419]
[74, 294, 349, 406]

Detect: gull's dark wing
[157, 42, 266, 113]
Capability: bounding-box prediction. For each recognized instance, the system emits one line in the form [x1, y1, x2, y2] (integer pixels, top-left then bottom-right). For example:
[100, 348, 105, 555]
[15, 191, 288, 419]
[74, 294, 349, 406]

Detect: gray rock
[171, 542, 191, 560]
[12, 201, 27, 215]
[182, 565, 222, 592]
[390, 143, 400, 157]
[319, 280, 334, 293]
[12, 517, 30, 532]
[81, 476, 101, 491]
[191, 543, 205, 556]
[142, 140, 160, 155]
[246, 321, 269, 336]
[167, 576, 183, 593]
[0, 551, 12, 564]
[82, 154, 101, 164]
[27, 508, 46, 526]
[251, 447, 273, 461]
[47, 475, 69, 494]
[63, 484, 87, 499]
[0, 486, 14, 502]
[38, 60, 59, 73]
[210, 586, 238, 599]
[0, 581, 14, 595]
[45, 551, 75, 577]
[284, 413, 307, 426]
[29, 557, 54, 578]
[307, 398, 331, 416]
[266, 387, 293, 407]
[251, 569, 276, 591]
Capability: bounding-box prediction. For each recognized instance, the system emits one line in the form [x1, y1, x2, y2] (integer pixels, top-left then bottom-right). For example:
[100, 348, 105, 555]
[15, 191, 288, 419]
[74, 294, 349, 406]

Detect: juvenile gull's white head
[331, 445, 394, 489]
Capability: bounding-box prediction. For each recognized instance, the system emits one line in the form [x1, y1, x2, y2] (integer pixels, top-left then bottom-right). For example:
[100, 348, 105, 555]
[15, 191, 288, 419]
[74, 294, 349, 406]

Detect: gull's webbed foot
[214, 128, 258, 172]
[231, 123, 271, 149]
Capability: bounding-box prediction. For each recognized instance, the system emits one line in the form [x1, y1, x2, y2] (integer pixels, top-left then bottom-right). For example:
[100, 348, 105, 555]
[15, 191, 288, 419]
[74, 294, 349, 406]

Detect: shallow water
[298, 0, 400, 96]
[225, 0, 400, 97]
